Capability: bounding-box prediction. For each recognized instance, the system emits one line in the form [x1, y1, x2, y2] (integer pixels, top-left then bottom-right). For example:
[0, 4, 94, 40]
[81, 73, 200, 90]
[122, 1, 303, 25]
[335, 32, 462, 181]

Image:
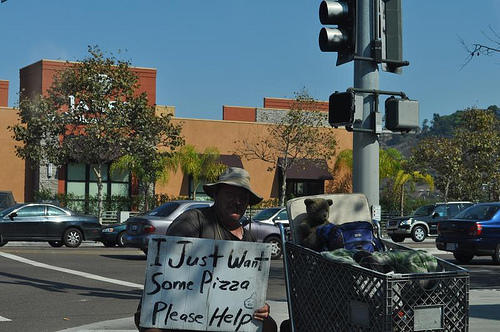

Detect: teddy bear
[296, 197, 333, 251]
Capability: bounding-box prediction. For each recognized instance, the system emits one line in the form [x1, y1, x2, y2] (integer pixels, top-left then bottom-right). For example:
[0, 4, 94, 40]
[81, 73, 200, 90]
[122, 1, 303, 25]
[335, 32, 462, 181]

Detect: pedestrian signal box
[328, 91, 356, 127]
[385, 97, 419, 132]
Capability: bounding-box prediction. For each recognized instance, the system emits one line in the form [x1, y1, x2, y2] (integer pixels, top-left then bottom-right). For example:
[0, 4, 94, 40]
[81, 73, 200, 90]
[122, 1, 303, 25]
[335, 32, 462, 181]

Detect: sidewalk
[59, 292, 500, 331]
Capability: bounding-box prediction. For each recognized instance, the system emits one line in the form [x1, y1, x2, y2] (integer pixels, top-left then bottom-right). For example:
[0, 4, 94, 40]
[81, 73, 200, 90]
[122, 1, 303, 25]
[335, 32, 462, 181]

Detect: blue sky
[1, 0, 499, 124]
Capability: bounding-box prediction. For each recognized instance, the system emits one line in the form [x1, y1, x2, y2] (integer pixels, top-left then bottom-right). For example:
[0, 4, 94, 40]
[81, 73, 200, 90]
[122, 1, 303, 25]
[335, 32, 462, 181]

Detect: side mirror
[8, 212, 17, 220]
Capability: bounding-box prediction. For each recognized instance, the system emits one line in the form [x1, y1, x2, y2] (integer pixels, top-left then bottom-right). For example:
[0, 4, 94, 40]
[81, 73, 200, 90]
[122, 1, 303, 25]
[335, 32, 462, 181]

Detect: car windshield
[454, 205, 500, 220]
[0, 204, 22, 217]
[252, 208, 281, 221]
[147, 202, 180, 217]
[412, 205, 435, 217]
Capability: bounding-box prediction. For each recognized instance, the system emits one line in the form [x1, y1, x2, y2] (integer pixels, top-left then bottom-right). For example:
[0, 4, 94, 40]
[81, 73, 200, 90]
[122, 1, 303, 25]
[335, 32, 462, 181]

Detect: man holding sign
[136, 167, 278, 332]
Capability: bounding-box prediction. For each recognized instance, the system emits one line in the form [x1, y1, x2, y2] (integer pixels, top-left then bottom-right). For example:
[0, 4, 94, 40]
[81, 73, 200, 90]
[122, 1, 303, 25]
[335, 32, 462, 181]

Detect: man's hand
[253, 302, 270, 321]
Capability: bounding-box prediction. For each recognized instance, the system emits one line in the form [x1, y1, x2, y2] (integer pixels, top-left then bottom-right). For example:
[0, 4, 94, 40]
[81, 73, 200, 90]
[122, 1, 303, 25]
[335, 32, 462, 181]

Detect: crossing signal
[318, 0, 357, 66]
[385, 97, 419, 132]
[328, 91, 357, 127]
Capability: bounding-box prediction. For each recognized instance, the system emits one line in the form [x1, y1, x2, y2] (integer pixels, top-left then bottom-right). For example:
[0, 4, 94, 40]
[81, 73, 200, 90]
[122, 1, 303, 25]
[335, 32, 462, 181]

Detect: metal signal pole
[353, 0, 380, 213]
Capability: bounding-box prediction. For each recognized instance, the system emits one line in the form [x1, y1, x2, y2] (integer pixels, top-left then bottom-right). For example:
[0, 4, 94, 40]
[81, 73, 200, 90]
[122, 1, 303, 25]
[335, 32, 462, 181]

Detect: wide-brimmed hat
[203, 167, 263, 206]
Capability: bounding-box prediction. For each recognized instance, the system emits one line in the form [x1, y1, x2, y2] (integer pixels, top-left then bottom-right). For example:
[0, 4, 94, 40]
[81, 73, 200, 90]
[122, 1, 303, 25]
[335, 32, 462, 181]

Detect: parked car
[0, 191, 16, 210]
[251, 207, 289, 226]
[386, 201, 473, 242]
[0, 203, 101, 248]
[436, 202, 500, 264]
[100, 223, 127, 247]
[125, 200, 214, 253]
[243, 215, 288, 260]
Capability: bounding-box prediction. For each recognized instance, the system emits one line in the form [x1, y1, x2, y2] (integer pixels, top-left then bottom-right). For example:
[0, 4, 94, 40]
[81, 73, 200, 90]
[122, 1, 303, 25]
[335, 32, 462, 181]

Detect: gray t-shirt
[166, 206, 255, 242]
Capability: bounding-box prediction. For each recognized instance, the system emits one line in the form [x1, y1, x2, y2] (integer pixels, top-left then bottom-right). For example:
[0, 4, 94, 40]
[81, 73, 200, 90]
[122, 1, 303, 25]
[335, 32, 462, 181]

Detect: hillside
[381, 106, 500, 155]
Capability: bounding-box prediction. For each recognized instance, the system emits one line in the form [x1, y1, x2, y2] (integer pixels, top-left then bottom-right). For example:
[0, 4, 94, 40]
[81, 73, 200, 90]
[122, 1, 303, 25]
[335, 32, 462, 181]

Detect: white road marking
[0, 316, 12, 322]
[0, 252, 143, 289]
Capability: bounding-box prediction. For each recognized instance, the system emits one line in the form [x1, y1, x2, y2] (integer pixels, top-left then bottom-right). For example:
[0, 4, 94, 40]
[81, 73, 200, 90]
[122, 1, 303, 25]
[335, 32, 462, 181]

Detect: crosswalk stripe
[0, 316, 12, 322]
[0, 252, 144, 289]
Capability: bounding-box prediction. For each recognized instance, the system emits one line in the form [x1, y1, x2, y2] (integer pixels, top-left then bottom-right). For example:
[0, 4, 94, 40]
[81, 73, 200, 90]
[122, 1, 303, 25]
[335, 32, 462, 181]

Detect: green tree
[235, 90, 338, 206]
[393, 170, 434, 216]
[330, 149, 353, 193]
[455, 108, 500, 200]
[412, 108, 500, 201]
[10, 46, 183, 221]
[331, 148, 403, 194]
[177, 145, 226, 200]
[411, 137, 462, 201]
[110, 152, 179, 212]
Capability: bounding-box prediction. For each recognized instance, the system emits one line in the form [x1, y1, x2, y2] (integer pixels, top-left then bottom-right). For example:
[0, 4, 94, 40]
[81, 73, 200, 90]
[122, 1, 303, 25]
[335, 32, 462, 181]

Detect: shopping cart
[278, 193, 469, 332]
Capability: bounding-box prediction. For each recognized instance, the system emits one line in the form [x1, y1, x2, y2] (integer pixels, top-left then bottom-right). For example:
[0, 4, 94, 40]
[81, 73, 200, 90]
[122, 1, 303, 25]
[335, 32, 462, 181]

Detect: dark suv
[386, 202, 473, 242]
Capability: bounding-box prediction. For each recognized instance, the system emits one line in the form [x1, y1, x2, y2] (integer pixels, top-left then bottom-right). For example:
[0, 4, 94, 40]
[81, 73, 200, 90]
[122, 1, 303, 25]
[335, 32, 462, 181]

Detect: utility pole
[352, 0, 379, 211]
[319, 0, 414, 221]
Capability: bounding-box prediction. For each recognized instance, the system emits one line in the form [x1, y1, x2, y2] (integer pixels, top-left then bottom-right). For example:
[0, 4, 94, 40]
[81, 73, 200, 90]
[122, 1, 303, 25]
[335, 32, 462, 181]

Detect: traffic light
[328, 91, 357, 127]
[380, 0, 403, 73]
[319, 0, 356, 66]
[385, 96, 419, 132]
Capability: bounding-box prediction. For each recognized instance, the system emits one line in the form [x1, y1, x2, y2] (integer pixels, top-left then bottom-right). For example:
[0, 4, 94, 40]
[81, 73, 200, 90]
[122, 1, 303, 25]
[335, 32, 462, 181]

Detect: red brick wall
[0, 80, 8, 107]
[222, 106, 256, 122]
[263, 97, 328, 112]
[20, 60, 157, 106]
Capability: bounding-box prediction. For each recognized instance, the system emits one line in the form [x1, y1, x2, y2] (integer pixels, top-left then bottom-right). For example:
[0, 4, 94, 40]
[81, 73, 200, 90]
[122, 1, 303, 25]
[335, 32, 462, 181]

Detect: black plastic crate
[283, 241, 469, 332]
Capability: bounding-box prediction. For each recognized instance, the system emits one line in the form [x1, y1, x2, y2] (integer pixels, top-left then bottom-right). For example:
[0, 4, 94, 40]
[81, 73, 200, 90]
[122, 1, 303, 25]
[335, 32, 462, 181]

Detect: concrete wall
[155, 117, 353, 201]
[0, 107, 25, 202]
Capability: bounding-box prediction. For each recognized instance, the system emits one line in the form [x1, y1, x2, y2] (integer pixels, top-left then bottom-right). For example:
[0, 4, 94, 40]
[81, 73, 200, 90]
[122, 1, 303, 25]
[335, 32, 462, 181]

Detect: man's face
[214, 184, 250, 223]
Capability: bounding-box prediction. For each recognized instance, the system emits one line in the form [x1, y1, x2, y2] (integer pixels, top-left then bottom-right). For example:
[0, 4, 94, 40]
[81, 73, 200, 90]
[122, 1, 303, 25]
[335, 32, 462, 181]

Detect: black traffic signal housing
[328, 91, 356, 127]
[319, 0, 357, 66]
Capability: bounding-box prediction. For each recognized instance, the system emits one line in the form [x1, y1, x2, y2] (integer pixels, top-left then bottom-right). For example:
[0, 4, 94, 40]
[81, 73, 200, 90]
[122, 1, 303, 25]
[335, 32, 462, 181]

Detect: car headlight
[102, 228, 114, 233]
[400, 219, 412, 226]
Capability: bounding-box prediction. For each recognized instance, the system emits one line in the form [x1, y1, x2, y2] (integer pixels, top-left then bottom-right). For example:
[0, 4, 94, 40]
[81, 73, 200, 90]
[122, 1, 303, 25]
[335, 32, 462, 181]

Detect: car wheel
[116, 231, 126, 247]
[390, 235, 405, 243]
[265, 236, 282, 260]
[63, 228, 83, 248]
[48, 241, 64, 248]
[492, 245, 500, 264]
[0, 235, 7, 247]
[411, 225, 427, 242]
[453, 251, 474, 264]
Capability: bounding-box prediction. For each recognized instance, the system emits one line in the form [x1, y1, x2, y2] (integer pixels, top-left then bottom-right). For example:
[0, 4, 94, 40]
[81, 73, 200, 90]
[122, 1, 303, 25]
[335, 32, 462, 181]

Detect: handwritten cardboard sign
[140, 235, 272, 331]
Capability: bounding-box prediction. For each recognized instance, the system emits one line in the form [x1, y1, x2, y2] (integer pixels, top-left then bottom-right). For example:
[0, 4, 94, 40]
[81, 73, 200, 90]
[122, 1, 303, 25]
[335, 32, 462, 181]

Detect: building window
[286, 180, 324, 199]
[66, 163, 130, 210]
[188, 177, 212, 201]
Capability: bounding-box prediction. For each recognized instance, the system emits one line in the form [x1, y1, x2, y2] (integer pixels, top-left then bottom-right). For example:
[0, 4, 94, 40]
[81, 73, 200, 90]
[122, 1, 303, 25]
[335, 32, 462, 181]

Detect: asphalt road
[0, 242, 287, 332]
[1, 239, 499, 331]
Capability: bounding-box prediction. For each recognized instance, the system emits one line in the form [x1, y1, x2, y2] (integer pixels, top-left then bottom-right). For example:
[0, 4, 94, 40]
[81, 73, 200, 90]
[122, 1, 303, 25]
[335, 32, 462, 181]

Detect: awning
[278, 158, 333, 180]
[218, 154, 243, 168]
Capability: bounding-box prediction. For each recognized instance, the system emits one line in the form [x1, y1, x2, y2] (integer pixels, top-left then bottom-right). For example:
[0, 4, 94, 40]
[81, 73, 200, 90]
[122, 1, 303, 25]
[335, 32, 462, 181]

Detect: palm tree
[111, 152, 178, 212]
[331, 149, 353, 193]
[393, 170, 434, 216]
[177, 145, 226, 199]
